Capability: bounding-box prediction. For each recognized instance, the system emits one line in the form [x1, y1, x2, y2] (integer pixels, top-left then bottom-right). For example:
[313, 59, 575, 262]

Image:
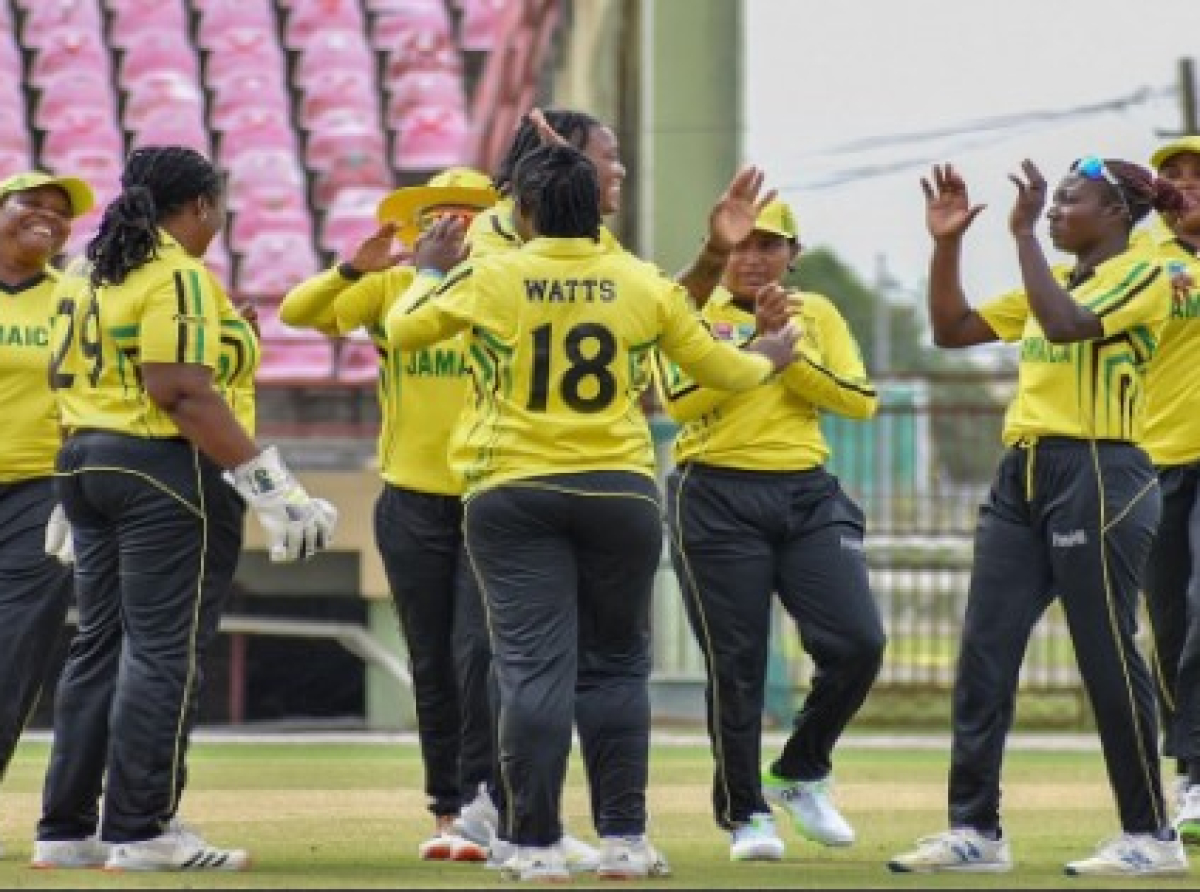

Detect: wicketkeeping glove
[231, 447, 338, 563]
[44, 504, 75, 565]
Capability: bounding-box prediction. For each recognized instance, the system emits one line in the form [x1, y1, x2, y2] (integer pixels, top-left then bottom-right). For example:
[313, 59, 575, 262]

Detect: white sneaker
[1065, 833, 1189, 877]
[499, 844, 570, 882]
[762, 770, 855, 846]
[453, 782, 499, 847]
[888, 828, 1013, 873]
[104, 827, 249, 872]
[485, 837, 515, 870]
[31, 836, 109, 869]
[730, 813, 785, 862]
[596, 834, 671, 879]
[560, 833, 600, 873]
[1176, 785, 1200, 845]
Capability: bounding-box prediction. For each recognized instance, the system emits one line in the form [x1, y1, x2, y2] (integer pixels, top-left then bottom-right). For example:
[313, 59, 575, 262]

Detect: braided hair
[1097, 159, 1191, 226]
[87, 146, 220, 287]
[512, 144, 601, 239]
[493, 109, 601, 194]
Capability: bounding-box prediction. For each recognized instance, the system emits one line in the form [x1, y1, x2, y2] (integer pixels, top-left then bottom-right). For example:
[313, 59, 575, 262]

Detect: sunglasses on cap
[417, 207, 480, 232]
[1071, 156, 1131, 218]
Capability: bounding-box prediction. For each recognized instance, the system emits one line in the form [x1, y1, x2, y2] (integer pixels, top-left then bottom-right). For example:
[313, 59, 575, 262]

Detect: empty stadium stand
[3, 0, 562, 390]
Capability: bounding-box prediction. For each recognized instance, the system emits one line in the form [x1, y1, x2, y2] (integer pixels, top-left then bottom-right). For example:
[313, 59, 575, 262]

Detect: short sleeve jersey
[50, 234, 260, 437]
[976, 249, 1169, 446]
[279, 266, 469, 494]
[661, 287, 876, 470]
[1141, 236, 1200, 465]
[0, 268, 61, 480]
[391, 237, 772, 493]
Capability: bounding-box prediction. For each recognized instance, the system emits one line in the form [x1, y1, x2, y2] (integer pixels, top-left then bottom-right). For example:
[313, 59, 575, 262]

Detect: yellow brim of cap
[1151, 136, 1200, 170]
[377, 184, 498, 244]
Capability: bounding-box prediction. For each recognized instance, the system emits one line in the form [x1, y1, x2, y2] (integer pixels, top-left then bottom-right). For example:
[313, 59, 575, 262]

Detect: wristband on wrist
[337, 262, 365, 281]
[417, 267, 447, 280]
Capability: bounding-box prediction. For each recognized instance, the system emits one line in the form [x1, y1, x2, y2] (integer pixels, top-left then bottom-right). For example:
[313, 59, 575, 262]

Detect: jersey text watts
[977, 249, 1169, 445]
[50, 235, 259, 438]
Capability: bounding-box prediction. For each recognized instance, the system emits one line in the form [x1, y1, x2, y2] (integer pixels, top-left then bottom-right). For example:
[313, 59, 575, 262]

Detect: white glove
[230, 447, 338, 563]
[44, 504, 75, 565]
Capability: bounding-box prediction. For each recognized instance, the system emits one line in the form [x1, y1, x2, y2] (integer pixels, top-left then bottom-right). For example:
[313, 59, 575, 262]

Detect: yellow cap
[0, 171, 94, 218]
[753, 198, 799, 241]
[1151, 135, 1200, 170]
[376, 167, 499, 245]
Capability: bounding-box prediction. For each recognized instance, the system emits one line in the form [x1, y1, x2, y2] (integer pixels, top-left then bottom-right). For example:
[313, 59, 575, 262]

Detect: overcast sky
[744, 0, 1199, 303]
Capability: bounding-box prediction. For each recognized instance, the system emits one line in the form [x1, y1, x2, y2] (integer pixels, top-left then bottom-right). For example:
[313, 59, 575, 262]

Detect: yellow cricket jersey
[50, 234, 259, 438]
[386, 237, 775, 494]
[658, 287, 877, 470]
[0, 268, 62, 481]
[279, 266, 465, 494]
[977, 248, 1169, 446]
[466, 196, 623, 260]
[1142, 235, 1200, 465]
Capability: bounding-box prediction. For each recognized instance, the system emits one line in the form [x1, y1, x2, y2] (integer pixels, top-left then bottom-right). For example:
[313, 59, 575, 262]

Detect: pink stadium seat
[34, 71, 117, 130]
[216, 107, 297, 167]
[31, 27, 110, 86]
[204, 233, 232, 291]
[50, 147, 123, 206]
[284, 0, 365, 50]
[0, 147, 33, 173]
[118, 28, 199, 86]
[320, 187, 389, 257]
[129, 111, 211, 154]
[0, 108, 32, 154]
[305, 119, 386, 172]
[107, 0, 190, 41]
[293, 30, 374, 88]
[371, 6, 452, 52]
[229, 202, 313, 254]
[383, 32, 462, 86]
[392, 104, 471, 171]
[255, 306, 336, 383]
[123, 72, 205, 131]
[195, 0, 275, 37]
[457, 0, 513, 51]
[237, 233, 322, 300]
[311, 154, 392, 209]
[209, 77, 291, 129]
[20, 1, 105, 47]
[298, 69, 378, 132]
[41, 108, 123, 164]
[386, 70, 466, 128]
[225, 148, 307, 202]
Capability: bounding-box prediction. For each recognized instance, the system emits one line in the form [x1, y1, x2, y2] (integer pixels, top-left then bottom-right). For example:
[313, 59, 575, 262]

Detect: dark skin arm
[143, 363, 259, 469]
[676, 166, 777, 308]
[920, 164, 998, 347]
[1008, 160, 1101, 343]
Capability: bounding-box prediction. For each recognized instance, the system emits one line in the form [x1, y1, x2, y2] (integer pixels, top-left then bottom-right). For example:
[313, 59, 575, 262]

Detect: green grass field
[0, 738, 1197, 889]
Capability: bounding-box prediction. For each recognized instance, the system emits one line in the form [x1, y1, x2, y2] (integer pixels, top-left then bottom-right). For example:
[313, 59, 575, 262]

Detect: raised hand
[921, 164, 985, 241]
[528, 107, 570, 148]
[413, 214, 469, 275]
[1007, 159, 1048, 238]
[754, 282, 793, 334]
[347, 222, 406, 274]
[708, 165, 778, 252]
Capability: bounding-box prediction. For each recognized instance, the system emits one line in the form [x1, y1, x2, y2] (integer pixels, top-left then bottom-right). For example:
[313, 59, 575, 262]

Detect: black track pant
[1144, 462, 1200, 773]
[667, 463, 885, 830]
[949, 439, 1167, 836]
[0, 478, 72, 782]
[375, 484, 492, 817]
[38, 432, 243, 844]
[464, 471, 661, 846]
